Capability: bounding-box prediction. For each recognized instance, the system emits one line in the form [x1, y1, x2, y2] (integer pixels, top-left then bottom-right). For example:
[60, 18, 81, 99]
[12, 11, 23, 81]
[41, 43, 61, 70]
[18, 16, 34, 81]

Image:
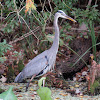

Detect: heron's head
[56, 10, 76, 22]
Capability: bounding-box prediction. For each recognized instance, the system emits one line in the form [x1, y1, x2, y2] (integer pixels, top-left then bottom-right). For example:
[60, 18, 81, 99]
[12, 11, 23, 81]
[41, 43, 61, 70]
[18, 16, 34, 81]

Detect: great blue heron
[14, 10, 76, 91]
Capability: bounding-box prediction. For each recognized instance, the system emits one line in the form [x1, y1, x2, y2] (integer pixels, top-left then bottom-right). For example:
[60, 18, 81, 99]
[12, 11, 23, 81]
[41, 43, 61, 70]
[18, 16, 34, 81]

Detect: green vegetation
[1, 0, 100, 55]
[18, 60, 24, 72]
[7, 1, 100, 56]
[0, 40, 12, 57]
[88, 21, 97, 61]
[37, 77, 52, 100]
[0, 40, 12, 63]
[90, 80, 99, 95]
[0, 86, 17, 100]
[72, 6, 100, 24]
[53, 0, 78, 13]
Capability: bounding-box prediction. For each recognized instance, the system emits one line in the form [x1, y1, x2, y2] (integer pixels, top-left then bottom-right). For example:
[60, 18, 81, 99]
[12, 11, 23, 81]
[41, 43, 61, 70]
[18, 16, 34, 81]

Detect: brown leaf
[89, 60, 100, 90]
[90, 60, 97, 85]
[0, 75, 7, 83]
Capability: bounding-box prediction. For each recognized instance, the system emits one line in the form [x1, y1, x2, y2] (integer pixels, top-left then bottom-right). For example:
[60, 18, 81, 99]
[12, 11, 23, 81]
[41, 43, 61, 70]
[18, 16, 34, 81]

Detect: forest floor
[0, 81, 100, 100]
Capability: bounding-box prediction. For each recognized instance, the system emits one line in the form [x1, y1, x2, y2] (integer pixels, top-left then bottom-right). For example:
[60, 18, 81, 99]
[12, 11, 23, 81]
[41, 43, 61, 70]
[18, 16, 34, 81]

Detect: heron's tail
[14, 72, 24, 83]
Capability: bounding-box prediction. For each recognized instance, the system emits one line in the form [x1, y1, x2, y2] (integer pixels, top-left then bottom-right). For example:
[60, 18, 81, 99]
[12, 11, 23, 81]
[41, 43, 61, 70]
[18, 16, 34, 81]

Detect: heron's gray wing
[22, 50, 49, 78]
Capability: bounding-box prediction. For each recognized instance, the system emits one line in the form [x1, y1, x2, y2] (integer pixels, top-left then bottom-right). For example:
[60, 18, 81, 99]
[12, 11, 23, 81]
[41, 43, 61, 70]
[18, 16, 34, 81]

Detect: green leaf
[3, 39, 6, 44]
[37, 77, 52, 100]
[90, 80, 99, 94]
[0, 39, 12, 57]
[0, 86, 17, 100]
[59, 39, 64, 46]
[92, 5, 98, 8]
[66, 36, 73, 40]
[46, 34, 54, 43]
[37, 87, 52, 100]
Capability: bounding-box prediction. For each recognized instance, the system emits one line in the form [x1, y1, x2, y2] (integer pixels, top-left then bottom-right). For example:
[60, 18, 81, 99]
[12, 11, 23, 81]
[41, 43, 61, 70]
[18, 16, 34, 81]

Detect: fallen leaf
[90, 60, 97, 85]
[30, 88, 34, 91]
[55, 97, 60, 100]
[18, 95, 23, 97]
[59, 93, 68, 96]
[75, 84, 79, 88]
[88, 60, 100, 91]
[0, 75, 7, 83]
[31, 94, 35, 97]
[19, 87, 23, 89]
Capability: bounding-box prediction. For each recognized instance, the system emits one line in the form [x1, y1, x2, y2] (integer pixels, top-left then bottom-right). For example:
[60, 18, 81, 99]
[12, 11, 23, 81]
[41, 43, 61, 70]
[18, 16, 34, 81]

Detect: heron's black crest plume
[57, 10, 65, 14]
[57, 11, 63, 13]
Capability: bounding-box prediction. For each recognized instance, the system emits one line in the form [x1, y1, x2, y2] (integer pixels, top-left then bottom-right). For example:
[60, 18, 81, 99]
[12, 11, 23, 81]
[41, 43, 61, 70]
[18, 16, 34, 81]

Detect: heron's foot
[25, 82, 30, 92]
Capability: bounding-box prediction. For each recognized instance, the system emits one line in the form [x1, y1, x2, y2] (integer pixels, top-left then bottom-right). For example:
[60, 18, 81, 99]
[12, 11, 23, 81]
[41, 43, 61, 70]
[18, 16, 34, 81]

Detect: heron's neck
[50, 16, 59, 53]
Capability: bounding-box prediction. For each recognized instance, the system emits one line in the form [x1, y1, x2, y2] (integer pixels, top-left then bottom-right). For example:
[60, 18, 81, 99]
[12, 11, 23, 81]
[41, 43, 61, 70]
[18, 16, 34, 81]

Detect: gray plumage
[14, 10, 76, 83]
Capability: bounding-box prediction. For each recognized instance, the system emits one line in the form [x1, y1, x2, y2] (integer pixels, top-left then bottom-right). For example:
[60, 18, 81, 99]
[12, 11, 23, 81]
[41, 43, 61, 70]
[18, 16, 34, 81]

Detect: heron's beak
[66, 16, 76, 22]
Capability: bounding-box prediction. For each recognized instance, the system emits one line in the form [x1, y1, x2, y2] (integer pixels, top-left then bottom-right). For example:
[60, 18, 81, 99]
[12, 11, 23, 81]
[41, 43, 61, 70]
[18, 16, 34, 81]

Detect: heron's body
[15, 49, 56, 82]
[14, 10, 76, 83]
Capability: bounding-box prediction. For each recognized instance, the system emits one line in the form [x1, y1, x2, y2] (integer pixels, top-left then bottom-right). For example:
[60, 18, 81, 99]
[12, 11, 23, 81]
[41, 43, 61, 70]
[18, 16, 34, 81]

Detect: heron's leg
[42, 72, 54, 87]
[43, 79, 45, 87]
[25, 75, 36, 92]
[42, 74, 48, 87]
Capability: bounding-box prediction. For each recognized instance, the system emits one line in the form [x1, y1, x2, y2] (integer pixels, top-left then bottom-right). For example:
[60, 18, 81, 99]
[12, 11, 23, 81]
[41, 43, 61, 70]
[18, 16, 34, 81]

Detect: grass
[89, 21, 97, 61]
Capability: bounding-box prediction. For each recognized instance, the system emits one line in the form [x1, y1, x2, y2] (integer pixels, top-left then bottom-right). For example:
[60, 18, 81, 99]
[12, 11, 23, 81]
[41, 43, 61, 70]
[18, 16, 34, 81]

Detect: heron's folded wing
[22, 53, 48, 78]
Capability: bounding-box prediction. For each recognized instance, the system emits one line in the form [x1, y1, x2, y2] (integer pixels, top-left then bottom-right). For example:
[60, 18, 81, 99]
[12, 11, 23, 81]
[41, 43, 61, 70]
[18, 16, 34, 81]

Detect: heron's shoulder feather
[22, 50, 49, 77]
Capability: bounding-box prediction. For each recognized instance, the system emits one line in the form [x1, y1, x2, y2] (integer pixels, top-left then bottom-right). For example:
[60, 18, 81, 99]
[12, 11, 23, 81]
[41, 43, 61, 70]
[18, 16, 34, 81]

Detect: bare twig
[9, 26, 40, 44]
[48, 0, 52, 12]
[13, 0, 21, 23]
[32, 10, 44, 26]
[42, 0, 46, 11]
[0, 2, 4, 22]
[19, 0, 25, 9]
[19, 15, 39, 44]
